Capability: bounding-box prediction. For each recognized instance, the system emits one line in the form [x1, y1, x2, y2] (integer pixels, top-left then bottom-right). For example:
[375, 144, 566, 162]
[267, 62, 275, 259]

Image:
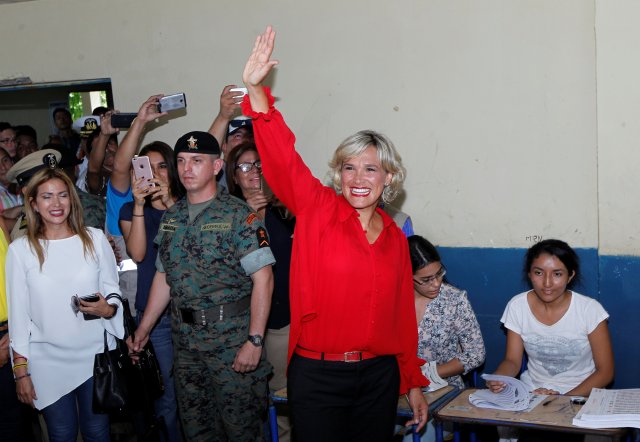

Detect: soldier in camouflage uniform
[131, 131, 275, 441]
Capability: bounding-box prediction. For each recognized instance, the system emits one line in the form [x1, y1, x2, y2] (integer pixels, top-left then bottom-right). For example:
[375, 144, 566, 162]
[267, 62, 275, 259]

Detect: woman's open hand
[16, 375, 37, 408]
[406, 387, 429, 432]
[242, 26, 278, 88]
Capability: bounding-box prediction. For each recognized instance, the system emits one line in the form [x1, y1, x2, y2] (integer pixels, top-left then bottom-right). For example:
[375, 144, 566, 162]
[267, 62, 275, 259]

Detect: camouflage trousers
[172, 313, 271, 442]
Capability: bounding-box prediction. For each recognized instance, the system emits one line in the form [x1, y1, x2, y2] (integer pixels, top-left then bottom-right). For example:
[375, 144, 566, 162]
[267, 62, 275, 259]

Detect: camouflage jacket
[155, 189, 274, 311]
[77, 187, 106, 230]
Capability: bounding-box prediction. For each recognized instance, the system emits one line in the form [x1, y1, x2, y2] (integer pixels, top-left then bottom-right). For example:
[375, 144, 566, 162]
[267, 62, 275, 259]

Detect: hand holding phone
[132, 156, 155, 188]
[229, 87, 248, 103]
[71, 294, 100, 320]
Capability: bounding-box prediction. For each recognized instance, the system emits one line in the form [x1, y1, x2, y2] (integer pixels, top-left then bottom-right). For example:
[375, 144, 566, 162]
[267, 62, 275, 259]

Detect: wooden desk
[435, 389, 629, 442]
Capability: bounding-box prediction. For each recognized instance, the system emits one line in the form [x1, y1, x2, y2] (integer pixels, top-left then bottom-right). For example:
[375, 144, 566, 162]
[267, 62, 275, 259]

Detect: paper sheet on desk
[468, 374, 544, 411]
[573, 388, 640, 429]
[421, 361, 448, 392]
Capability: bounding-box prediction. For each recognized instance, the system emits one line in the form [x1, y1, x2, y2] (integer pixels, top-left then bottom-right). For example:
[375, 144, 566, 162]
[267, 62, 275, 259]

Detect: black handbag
[92, 293, 134, 413]
[92, 328, 132, 413]
[92, 294, 165, 417]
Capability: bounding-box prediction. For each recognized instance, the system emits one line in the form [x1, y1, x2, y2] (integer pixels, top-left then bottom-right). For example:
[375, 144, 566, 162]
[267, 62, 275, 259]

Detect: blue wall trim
[437, 246, 637, 389]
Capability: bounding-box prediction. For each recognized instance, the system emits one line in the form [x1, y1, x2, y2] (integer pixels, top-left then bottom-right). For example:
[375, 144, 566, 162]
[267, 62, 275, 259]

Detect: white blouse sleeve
[7, 242, 31, 361]
[500, 293, 525, 335]
[92, 228, 124, 339]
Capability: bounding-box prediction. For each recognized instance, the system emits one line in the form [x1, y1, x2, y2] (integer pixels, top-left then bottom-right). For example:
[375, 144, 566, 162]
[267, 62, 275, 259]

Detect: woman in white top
[488, 239, 614, 396]
[7, 167, 123, 442]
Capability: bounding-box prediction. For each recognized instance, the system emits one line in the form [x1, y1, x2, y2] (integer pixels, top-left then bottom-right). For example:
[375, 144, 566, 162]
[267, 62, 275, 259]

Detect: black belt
[180, 297, 251, 325]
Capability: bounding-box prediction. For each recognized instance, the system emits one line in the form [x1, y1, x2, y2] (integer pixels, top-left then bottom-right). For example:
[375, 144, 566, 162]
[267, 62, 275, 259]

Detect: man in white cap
[6, 149, 62, 240]
[72, 115, 101, 192]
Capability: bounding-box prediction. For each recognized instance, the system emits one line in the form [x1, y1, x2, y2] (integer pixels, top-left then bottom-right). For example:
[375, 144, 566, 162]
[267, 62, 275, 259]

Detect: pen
[542, 397, 557, 406]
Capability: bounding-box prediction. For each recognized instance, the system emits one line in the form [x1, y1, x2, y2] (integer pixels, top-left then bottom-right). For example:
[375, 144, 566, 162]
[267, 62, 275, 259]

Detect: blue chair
[268, 403, 278, 442]
[267, 389, 289, 442]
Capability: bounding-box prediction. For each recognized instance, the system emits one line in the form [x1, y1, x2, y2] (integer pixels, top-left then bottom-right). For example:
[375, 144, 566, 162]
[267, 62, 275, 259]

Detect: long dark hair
[225, 142, 259, 200]
[139, 141, 184, 201]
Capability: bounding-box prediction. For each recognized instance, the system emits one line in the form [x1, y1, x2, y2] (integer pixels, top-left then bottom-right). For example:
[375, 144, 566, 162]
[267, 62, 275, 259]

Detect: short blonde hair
[328, 130, 406, 204]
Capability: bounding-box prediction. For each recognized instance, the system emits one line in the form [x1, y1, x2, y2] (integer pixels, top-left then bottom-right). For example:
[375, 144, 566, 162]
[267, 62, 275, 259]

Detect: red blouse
[242, 90, 428, 393]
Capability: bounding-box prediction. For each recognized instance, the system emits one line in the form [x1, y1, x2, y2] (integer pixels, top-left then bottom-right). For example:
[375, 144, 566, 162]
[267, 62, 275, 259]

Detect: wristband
[12, 363, 28, 372]
[14, 373, 31, 381]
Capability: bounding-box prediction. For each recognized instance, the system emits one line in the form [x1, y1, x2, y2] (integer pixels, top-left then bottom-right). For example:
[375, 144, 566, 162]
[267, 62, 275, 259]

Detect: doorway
[0, 78, 113, 147]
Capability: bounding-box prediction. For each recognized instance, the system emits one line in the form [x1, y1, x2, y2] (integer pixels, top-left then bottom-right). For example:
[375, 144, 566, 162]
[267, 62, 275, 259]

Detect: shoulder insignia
[246, 213, 258, 225]
[257, 227, 270, 248]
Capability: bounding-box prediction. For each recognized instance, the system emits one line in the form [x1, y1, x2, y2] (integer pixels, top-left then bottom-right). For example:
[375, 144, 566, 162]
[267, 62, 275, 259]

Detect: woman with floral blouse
[406, 235, 485, 441]
[408, 235, 485, 389]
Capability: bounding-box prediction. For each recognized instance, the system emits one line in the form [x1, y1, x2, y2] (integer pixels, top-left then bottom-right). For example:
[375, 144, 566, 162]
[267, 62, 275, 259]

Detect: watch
[247, 334, 264, 347]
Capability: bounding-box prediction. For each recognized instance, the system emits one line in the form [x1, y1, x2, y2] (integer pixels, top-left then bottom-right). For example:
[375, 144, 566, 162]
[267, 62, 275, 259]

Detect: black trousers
[288, 353, 400, 442]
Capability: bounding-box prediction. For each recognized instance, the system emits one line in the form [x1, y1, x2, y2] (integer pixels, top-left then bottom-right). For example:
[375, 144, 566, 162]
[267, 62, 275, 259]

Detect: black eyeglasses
[413, 266, 446, 286]
[235, 160, 262, 173]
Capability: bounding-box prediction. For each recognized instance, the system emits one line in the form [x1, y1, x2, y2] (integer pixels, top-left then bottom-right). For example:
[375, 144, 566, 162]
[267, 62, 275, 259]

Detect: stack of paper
[573, 388, 640, 429]
[421, 361, 448, 392]
[468, 374, 532, 411]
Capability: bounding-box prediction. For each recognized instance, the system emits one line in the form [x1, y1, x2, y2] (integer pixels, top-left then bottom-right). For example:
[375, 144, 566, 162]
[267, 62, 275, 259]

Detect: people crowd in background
[0, 25, 616, 442]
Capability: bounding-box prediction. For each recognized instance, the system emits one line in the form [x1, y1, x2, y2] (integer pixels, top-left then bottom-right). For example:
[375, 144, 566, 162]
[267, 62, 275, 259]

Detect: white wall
[595, 0, 640, 256]
[1, 0, 629, 252]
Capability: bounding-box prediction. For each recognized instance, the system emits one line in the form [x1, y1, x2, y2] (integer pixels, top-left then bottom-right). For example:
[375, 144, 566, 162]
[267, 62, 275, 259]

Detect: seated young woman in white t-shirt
[487, 239, 614, 397]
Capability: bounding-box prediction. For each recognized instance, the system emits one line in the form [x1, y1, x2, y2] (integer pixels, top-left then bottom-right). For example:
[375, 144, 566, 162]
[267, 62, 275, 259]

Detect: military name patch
[257, 227, 270, 248]
[201, 223, 231, 231]
[159, 223, 177, 232]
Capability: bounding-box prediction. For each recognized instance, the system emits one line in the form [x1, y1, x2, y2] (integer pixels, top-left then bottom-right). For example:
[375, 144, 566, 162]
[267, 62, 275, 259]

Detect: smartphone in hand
[71, 294, 100, 320]
[110, 113, 138, 128]
[132, 156, 155, 188]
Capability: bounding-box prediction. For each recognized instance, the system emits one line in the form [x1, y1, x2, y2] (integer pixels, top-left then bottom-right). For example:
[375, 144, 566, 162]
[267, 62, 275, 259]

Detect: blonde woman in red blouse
[241, 26, 429, 442]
